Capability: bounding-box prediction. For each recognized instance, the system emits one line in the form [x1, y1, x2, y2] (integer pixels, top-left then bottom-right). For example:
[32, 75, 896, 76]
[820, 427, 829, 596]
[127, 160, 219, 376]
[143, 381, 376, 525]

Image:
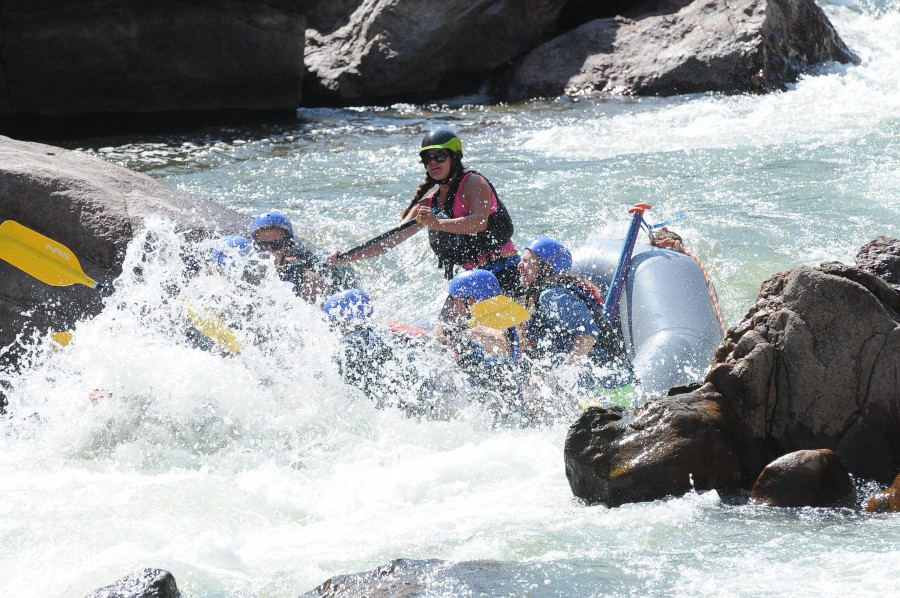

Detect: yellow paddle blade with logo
[467, 295, 530, 330]
[0, 220, 97, 288]
[187, 305, 243, 355]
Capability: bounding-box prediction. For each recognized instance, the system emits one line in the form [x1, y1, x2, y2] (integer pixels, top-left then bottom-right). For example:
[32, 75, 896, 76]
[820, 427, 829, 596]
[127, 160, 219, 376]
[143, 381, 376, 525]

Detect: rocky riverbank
[0, 0, 858, 138]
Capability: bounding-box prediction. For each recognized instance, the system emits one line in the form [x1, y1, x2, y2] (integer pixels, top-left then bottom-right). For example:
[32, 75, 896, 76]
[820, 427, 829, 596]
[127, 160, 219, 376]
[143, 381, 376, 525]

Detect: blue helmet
[209, 235, 252, 267]
[251, 211, 294, 239]
[448, 269, 501, 302]
[525, 237, 572, 273]
[322, 288, 374, 322]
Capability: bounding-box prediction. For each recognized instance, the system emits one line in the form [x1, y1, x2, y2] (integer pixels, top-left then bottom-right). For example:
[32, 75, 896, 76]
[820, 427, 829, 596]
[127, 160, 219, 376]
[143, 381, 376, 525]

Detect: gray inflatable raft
[571, 240, 726, 398]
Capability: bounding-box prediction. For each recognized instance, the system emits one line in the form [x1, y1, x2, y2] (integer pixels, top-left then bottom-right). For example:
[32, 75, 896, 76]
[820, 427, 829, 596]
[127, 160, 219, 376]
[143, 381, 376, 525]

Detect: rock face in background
[497, 0, 859, 99]
[303, 0, 568, 104]
[0, 0, 861, 132]
[0, 136, 245, 359]
[0, 0, 305, 134]
[565, 237, 900, 507]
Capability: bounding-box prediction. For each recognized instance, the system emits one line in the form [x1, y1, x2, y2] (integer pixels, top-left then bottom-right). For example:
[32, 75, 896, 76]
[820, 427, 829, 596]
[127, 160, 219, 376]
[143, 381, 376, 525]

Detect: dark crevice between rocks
[0, 108, 300, 142]
[0, 0, 11, 113]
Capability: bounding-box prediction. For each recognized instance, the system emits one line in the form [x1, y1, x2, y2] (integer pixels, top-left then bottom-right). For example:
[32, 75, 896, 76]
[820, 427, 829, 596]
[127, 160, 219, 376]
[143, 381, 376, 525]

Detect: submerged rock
[498, 0, 859, 99]
[750, 449, 855, 508]
[565, 237, 900, 507]
[302, 558, 515, 597]
[85, 568, 179, 598]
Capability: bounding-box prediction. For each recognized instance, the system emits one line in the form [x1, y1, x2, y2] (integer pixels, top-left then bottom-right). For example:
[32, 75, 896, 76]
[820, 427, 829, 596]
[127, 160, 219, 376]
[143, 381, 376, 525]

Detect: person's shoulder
[539, 285, 574, 303]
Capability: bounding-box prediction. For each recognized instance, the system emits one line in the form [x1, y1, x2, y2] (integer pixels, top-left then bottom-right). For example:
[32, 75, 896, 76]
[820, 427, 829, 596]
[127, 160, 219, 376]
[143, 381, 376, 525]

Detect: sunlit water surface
[2, 1, 899, 595]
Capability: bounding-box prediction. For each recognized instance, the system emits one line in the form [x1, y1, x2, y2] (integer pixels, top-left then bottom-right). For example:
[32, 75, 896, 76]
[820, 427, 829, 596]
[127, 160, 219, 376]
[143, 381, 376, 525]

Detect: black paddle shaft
[338, 219, 419, 261]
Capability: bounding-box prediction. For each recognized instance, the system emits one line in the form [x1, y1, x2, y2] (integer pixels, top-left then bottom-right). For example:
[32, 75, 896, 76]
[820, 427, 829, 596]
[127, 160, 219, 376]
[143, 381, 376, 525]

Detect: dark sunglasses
[254, 238, 289, 251]
[420, 150, 450, 165]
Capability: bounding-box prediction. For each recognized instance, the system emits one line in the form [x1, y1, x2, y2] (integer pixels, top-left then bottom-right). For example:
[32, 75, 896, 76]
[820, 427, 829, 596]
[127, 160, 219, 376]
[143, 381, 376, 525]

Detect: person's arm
[565, 333, 597, 365]
[540, 288, 600, 365]
[412, 174, 492, 234]
[326, 216, 423, 265]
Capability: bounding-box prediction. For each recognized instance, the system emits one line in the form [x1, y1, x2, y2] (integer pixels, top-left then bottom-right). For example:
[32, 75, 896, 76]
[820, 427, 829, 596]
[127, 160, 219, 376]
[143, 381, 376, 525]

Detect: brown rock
[564, 385, 742, 507]
[864, 474, 900, 513]
[750, 449, 855, 508]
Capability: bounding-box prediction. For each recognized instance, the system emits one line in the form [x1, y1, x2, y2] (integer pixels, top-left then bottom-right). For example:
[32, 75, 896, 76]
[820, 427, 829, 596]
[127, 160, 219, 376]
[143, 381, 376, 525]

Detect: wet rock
[709, 261, 900, 482]
[565, 237, 900, 507]
[750, 449, 855, 508]
[498, 0, 859, 100]
[302, 558, 508, 597]
[864, 473, 900, 513]
[85, 568, 179, 598]
[0, 136, 244, 360]
[0, 1, 304, 136]
[564, 387, 742, 507]
[303, 0, 567, 105]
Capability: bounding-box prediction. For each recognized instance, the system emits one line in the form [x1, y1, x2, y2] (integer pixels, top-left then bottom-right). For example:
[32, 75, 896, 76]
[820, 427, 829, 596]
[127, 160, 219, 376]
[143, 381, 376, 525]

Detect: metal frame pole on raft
[601, 203, 651, 324]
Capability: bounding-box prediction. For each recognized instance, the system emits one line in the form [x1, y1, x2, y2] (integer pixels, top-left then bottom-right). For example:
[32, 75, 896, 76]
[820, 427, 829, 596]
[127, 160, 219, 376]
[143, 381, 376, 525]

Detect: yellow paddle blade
[467, 295, 530, 330]
[186, 306, 242, 355]
[51, 331, 74, 347]
[0, 221, 97, 288]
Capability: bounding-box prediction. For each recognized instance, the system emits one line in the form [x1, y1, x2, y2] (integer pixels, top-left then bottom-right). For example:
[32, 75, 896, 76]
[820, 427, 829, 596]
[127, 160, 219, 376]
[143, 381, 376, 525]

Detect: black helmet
[420, 128, 463, 158]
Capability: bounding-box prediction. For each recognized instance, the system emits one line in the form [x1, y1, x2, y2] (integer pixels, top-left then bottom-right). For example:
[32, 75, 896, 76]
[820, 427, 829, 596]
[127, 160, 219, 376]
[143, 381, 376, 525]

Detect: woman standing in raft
[327, 128, 521, 295]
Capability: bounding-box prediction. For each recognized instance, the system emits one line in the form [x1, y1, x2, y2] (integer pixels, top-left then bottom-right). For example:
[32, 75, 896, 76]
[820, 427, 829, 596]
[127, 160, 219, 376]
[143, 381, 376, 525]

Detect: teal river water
[1, 1, 899, 595]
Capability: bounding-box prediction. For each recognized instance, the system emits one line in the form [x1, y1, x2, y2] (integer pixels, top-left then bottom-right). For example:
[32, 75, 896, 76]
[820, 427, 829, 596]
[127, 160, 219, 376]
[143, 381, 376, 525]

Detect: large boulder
[565, 387, 743, 507]
[709, 258, 900, 482]
[303, 0, 567, 105]
[0, 1, 305, 136]
[498, 0, 859, 99]
[0, 136, 244, 363]
[564, 237, 900, 506]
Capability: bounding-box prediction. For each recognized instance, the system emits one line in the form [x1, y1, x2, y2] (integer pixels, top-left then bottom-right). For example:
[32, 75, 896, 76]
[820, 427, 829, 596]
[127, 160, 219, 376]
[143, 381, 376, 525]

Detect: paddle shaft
[602, 203, 651, 324]
[337, 219, 418, 261]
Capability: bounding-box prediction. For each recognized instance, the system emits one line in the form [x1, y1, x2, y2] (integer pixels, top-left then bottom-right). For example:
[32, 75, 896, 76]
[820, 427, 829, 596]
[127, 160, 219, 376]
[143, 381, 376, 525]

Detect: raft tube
[571, 240, 726, 398]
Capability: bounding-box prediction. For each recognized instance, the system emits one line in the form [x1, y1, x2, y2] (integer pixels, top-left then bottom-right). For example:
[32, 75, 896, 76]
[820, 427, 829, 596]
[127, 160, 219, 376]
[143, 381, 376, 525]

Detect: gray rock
[0, 135, 244, 361]
[85, 568, 179, 598]
[0, 1, 304, 127]
[499, 0, 859, 99]
[709, 261, 900, 482]
[750, 449, 855, 508]
[304, 0, 567, 104]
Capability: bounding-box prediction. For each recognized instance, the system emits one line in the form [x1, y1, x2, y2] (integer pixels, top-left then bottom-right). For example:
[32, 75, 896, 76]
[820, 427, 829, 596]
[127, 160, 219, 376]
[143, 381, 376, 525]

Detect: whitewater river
[2, 0, 899, 595]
